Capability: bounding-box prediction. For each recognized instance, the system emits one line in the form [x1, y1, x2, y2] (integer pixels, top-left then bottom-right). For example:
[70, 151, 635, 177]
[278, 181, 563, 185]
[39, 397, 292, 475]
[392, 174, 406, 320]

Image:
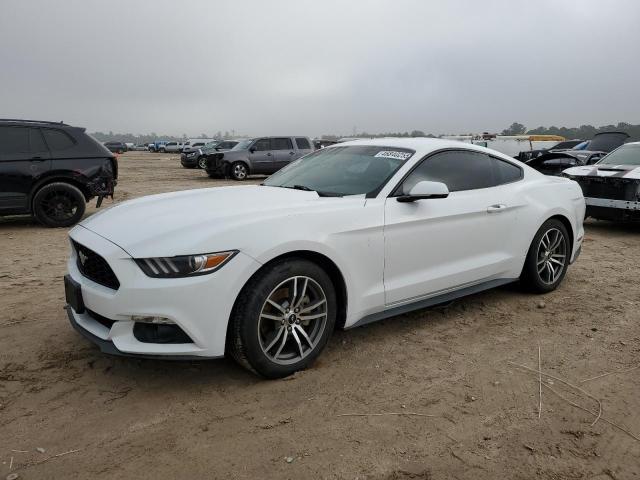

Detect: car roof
[0, 118, 71, 127]
[333, 137, 520, 162]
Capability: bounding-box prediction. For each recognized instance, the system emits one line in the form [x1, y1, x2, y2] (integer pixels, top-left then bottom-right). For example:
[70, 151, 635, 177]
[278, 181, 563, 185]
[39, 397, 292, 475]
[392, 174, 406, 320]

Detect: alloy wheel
[536, 227, 567, 285]
[39, 190, 78, 222]
[233, 164, 247, 180]
[257, 276, 328, 365]
[198, 157, 207, 169]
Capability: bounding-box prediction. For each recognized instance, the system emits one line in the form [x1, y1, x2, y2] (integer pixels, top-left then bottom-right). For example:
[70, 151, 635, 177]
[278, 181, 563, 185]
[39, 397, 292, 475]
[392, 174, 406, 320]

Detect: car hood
[78, 185, 365, 258]
[563, 164, 640, 180]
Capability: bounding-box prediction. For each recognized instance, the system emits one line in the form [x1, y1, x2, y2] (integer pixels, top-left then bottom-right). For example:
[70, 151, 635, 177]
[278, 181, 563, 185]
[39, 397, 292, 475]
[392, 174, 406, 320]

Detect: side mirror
[397, 181, 449, 203]
[249, 147, 256, 153]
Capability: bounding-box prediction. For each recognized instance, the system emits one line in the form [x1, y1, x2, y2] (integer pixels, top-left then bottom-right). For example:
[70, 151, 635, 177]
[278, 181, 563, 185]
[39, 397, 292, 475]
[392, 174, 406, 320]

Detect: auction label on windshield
[374, 150, 412, 160]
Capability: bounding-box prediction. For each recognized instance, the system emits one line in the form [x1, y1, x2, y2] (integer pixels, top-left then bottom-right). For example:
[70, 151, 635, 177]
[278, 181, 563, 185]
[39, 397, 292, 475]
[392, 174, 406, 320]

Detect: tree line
[501, 121, 640, 141]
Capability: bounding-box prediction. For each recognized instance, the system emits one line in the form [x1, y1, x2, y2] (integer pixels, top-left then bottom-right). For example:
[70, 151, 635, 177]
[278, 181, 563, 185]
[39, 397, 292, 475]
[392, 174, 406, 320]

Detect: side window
[0, 126, 30, 156]
[400, 150, 495, 194]
[493, 158, 522, 184]
[272, 138, 293, 150]
[254, 138, 272, 151]
[295, 137, 311, 150]
[29, 128, 48, 153]
[42, 129, 75, 151]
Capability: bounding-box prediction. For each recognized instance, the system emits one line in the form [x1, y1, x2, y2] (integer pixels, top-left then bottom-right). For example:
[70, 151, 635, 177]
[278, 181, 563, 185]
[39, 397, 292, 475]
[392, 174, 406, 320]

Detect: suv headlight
[135, 251, 237, 278]
[187, 152, 197, 157]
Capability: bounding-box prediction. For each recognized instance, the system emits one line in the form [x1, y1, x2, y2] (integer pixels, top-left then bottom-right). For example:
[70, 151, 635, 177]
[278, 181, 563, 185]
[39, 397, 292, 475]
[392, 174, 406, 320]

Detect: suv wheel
[520, 219, 570, 293]
[228, 259, 337, 378]
[197, 156, 207, 169]
[32, 182, 86, 228]
[230, 162, 248, 181]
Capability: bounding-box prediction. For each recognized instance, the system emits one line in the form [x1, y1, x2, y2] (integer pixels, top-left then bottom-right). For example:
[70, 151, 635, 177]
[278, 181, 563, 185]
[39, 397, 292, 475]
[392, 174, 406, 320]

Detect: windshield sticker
[374, 150, 412, 160]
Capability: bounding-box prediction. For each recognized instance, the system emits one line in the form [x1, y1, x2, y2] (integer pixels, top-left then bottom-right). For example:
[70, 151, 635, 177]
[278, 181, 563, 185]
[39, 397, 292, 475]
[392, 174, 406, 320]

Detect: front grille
[574, 177, 640, 201]
[72, 241, 120, 290]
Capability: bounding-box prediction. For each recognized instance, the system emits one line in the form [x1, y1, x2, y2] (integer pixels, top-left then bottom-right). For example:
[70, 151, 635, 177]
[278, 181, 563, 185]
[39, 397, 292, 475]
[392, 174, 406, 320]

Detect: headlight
[187, 152, 197, 157]
[135, 251, 238, 278]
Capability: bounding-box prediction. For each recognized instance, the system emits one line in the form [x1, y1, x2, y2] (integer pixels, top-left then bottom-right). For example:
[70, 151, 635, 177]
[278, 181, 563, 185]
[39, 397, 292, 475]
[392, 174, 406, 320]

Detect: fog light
[130, 315, 174, 325]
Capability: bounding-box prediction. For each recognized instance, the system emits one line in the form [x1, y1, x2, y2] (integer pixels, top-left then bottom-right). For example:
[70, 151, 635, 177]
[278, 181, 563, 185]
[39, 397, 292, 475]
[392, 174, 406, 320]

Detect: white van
[182, 138, 216, 152]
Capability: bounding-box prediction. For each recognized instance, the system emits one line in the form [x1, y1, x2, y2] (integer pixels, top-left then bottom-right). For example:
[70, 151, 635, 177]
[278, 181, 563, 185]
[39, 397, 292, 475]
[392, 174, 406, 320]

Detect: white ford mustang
[64, 138, 585, 378]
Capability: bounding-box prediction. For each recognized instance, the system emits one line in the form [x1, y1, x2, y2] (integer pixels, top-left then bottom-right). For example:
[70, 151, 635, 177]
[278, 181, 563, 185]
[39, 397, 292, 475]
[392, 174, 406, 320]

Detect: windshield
[200, 141, 220, 153]
[232, 139, 253, 150]
[597, 144, 640, 166]
[263, 145, 414, 196]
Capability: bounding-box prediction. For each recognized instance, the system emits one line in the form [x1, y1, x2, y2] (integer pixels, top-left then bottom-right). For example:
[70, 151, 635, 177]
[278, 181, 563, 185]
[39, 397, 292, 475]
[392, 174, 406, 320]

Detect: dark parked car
[525, 132, 630, 176]
[180, 140, 239, 169]
[0, 119, 117, 227]
[515, 139, 583, 162]
[204, 136, 314, 180]
[103, 141, 128, 154]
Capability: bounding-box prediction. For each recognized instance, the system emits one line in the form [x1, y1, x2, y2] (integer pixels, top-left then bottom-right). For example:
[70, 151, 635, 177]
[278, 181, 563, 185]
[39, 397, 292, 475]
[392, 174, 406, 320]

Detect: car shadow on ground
[584, 218, 640, 234]
[63, 282, 526, 387]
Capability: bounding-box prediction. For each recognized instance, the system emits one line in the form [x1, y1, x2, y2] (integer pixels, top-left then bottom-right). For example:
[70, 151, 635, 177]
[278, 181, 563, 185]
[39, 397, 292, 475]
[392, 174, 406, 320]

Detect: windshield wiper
[279, 184, 343, 197]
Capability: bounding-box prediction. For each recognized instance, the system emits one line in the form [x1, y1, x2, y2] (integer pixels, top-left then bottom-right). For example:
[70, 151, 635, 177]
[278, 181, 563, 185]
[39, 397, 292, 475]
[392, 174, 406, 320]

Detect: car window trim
[386, 147, 524, 198]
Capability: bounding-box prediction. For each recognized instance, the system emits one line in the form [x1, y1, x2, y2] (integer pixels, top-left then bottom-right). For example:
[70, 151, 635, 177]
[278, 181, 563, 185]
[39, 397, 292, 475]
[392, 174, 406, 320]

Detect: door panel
[273, 137, 296, 170]
[249, 138, 275, 173]
[383, 189, 518, 305]
[0, 127, 51, 212]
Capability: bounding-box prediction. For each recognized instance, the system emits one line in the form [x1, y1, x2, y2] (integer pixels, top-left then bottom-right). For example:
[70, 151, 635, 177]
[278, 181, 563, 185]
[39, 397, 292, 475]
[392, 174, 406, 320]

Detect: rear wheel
[228, 259, 336, 378]
[230, 162, 248, 181]
[520, 219, 570, 293]
[32, 182, 86, 228]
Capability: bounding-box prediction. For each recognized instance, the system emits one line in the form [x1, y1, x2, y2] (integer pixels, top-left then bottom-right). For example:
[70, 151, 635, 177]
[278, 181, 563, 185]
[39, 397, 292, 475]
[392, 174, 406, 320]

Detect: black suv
[103, 141, 128, 154]
[0, 119, 117, 227]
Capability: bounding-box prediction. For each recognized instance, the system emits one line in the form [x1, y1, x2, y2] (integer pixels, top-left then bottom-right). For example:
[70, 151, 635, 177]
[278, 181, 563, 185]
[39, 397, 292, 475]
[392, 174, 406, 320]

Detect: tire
[32, 182, 86, 228]
[230, 162, 248, 181]
[197, 156, 207, 169]
[228, 258, 337, 378]
[160, 148, 166, 153]
[520, 219, 570, 293]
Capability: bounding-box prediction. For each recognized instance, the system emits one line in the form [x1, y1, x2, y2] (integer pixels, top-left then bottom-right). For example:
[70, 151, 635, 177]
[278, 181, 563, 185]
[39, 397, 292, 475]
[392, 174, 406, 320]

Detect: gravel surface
[1, 151, 639, 479]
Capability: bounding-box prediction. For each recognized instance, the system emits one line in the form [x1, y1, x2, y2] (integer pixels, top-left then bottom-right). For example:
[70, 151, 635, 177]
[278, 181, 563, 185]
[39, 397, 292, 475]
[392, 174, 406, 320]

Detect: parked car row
[180, 136, 314, 180]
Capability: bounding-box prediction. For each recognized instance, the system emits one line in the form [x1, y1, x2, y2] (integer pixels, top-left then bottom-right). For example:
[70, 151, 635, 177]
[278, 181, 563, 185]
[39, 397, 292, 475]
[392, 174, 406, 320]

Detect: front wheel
[520, 219, 570, 293]
[197, 156, 207, 169]
[32, 182, 86, 228]
[228, 259, 337, 378]
[230, 162, 248, 181]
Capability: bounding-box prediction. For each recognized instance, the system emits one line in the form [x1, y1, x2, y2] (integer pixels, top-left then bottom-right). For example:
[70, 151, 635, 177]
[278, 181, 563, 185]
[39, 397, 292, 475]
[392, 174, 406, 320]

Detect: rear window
[295, 137, 311, 150]
[42, 129, 75, 151]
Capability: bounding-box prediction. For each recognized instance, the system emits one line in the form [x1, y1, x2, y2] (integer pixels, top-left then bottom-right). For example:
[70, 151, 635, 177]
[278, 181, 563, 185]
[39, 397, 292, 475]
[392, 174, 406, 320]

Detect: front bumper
[65, 225, 262, 358]
[180, 154, 199, 167]
[585, 197, 640, 222]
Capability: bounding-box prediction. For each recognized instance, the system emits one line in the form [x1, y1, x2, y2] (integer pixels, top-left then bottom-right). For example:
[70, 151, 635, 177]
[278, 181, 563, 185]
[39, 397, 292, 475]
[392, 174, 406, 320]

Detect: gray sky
[2, 0, 639, 137]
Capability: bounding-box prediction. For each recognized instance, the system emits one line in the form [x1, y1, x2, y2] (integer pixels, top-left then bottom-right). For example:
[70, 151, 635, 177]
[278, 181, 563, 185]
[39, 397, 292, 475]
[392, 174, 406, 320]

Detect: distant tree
[501, 122, 526, 135]
[410, 130, 425, 137]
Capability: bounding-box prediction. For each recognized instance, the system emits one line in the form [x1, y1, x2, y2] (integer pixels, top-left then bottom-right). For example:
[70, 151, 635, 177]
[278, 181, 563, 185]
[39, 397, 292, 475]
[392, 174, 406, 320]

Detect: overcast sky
[1, 0, 639, 137]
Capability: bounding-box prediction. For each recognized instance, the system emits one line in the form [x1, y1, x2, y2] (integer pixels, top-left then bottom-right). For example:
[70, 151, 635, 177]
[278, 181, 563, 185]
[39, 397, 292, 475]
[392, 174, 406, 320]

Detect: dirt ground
[1, 151, 639, 479]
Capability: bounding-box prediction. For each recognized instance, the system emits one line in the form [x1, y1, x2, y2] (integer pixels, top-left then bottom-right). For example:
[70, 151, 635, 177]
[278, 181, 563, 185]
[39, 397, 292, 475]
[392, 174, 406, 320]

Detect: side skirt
[347, 278, 516, 330]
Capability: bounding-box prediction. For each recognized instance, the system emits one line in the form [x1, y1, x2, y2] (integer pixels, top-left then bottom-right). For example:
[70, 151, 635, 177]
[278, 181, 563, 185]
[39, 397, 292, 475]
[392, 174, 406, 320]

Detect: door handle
[289, 151, 294, 155]
[487, 204, 507, 213]
[267, 153, 272, 156]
